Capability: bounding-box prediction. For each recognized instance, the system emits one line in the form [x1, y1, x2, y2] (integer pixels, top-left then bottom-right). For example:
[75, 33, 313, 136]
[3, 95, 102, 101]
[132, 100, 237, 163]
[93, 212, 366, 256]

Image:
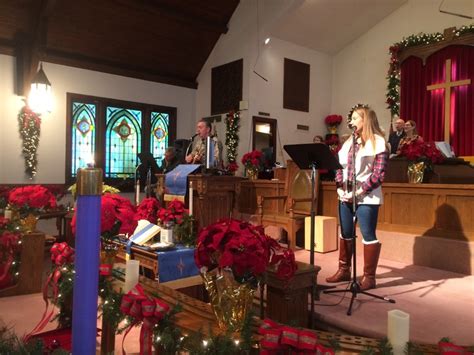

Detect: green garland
[386, 24, 474, 117]
[17, 106, 41, 178]
[224, 111, 240, 165]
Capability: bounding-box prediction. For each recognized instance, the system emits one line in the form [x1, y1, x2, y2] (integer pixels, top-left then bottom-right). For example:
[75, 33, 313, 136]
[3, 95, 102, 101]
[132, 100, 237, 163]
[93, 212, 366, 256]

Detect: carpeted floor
[0, 242, 473, 354]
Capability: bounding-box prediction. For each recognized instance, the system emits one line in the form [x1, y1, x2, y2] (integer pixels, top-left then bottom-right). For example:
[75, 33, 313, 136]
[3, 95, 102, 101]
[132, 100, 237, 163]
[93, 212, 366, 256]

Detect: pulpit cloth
[165, 164, 200, 196]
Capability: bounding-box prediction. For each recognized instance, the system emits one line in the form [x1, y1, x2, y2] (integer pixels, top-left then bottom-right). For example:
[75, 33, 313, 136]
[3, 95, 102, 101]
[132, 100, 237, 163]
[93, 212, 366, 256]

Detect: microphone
[348, 123, 356, 131]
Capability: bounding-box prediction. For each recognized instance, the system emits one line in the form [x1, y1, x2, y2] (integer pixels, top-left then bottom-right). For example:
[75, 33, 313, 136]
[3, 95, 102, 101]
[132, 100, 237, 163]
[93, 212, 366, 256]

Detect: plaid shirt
[336, 142, 388, 194]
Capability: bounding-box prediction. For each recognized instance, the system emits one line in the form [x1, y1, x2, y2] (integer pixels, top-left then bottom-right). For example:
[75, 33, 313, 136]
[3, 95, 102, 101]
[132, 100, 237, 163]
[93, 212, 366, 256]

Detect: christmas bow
[0, 232, 21, 288]
[24, 242, 75, 342]
[259, 318, 334, 355]
[120, 284, 170, 355]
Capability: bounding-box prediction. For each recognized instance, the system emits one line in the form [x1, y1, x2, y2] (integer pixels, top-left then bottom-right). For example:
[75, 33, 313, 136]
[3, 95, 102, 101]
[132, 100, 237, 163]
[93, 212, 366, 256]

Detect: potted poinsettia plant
[194, 218, 296, 331]
[324, 114, 343, 134]
[241, 150, 263, 180]
[7, 185, 57, 232]
[157, 199, 191, 244]
[398, 141, 444, 183]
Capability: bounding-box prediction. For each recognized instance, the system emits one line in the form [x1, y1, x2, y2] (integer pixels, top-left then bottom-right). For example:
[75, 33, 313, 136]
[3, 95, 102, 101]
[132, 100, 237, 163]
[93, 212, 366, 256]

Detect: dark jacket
[388, 131, 406, 154]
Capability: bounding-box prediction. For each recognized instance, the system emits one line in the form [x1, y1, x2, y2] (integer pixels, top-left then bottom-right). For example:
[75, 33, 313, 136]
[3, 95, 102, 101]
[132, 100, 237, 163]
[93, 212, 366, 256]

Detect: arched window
[66, 93, 177, 190]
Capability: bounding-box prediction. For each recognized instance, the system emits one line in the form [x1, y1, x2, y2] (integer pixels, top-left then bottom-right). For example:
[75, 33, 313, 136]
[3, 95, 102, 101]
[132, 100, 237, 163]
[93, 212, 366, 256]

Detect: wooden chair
[256, 160, 319, 250]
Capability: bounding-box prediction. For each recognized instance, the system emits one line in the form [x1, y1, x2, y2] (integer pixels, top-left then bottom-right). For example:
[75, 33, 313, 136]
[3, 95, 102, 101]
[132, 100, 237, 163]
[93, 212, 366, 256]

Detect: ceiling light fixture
[28, 63, 53, 114]
[264, 37, 271, 45]
[253, 0, 268, 82]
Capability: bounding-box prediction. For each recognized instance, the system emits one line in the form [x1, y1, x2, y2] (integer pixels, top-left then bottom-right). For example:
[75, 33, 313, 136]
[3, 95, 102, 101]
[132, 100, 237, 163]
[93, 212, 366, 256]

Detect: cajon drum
[304, 216, 337, 253]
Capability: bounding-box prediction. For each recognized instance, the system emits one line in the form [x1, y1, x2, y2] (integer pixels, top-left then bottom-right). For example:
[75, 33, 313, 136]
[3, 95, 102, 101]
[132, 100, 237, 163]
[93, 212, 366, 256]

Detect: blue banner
[165, 164, 200, 196]
[156, 245, 199, 282]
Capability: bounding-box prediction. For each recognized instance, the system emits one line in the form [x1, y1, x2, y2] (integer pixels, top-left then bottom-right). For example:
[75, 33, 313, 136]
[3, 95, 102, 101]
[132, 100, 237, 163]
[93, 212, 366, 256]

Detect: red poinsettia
[226, 161, 239, 173]
[157, 199, 188, 225]
[134, 197, 161, 224]
[8, 185, 57, 215]
[241, 150, 263, 170]
[195, 218, 297, 283]
[71, 193, 137, 238]
[399, 140, 444, 164]
[324, 114, 343, 126]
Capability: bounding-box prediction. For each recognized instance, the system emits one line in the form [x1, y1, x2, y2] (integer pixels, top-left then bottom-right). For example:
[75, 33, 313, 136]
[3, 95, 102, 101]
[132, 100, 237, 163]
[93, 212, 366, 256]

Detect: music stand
[137, 152, 160, 196]
[284, 143, 342, 328]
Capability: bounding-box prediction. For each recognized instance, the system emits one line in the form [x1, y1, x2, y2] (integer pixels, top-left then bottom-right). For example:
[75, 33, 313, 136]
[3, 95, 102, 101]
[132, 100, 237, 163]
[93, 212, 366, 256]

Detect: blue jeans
[339, 202, 380, 243]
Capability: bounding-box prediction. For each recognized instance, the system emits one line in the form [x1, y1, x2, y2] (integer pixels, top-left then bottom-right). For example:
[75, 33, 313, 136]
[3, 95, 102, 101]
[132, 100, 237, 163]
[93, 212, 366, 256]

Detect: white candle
[124, 259, 140, 293]
[135, 180, 140, 206]
[189, 181, 193, 216]
[388, 309, 410, 355]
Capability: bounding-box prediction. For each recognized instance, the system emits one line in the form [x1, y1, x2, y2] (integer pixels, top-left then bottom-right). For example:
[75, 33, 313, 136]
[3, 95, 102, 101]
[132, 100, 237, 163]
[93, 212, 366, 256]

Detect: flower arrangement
[398, 140, 444, 165]
[241, 150, 263, 171]
[157, 199, 188, 226]
[134, 197, 161, 225]
[324, 114, 343, 127]
[7, 185, 57, 217]
[225, 161, 239, 174]
[195, 218, 297, 284]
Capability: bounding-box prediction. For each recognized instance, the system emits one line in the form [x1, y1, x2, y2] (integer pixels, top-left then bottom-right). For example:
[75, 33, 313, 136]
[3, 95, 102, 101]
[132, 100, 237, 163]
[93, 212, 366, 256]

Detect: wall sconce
[28, 63, 53, 114]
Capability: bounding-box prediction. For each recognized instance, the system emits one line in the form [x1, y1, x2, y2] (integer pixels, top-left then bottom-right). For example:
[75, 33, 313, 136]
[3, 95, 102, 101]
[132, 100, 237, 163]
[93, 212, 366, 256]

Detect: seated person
[161, 147, 180, 174]
[388, 117, 406, 156]
[313, 135, 324, 143]
[396, 119, 423, 155]
[185, 119, 222, 167]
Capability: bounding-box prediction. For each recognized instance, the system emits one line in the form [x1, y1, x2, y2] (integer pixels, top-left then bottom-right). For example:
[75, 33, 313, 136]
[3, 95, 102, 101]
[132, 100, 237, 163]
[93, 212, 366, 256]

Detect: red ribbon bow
[259, 319, 334, 354]
[0, 232, 21, 288]
[24, 242, 75, 342]
[120, 284, 170, 355]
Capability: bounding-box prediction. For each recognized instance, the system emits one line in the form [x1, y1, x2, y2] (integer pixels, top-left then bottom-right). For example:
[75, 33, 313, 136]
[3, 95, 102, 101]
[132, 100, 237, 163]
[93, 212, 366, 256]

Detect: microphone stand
[324, 127, 395, 315]
[185, 134, 197, 159]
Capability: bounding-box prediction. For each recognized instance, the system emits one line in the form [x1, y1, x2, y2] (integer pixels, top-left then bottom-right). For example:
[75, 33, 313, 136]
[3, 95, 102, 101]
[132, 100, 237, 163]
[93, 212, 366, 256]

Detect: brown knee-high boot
[360, 242, 381, 291]
[326, 239, 353, 283]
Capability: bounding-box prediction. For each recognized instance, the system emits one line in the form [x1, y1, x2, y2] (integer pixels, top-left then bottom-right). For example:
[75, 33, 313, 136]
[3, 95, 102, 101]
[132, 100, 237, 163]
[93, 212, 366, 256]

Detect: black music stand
[284, 143, 342, 328]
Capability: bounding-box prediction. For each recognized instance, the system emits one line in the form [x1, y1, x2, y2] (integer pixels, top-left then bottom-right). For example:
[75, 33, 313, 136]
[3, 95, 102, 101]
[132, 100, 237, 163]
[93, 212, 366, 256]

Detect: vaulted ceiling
[0, 0, 240, 90]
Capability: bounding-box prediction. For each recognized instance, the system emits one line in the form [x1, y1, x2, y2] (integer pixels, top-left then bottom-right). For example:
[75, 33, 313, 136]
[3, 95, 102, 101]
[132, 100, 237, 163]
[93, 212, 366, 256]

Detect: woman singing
[326, 104, 388, 290]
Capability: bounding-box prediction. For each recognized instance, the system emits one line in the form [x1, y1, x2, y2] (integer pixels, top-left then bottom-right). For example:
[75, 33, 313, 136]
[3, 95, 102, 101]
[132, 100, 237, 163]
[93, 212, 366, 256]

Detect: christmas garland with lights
[386, 24, 474, 117]
[224, 111, 240, 168]
[17, 106, 42, 178]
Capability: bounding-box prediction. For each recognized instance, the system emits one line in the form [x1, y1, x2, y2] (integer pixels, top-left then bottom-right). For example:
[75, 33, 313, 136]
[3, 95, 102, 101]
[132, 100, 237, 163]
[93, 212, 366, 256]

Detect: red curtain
[400, 45, 473, 156]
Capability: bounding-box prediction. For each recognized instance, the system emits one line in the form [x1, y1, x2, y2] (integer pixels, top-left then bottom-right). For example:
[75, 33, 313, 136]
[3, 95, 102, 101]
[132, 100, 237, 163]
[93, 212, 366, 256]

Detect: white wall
[331, 0, 473, 136]
[0, 55, 196, 184]
[196, 0, 332, 168]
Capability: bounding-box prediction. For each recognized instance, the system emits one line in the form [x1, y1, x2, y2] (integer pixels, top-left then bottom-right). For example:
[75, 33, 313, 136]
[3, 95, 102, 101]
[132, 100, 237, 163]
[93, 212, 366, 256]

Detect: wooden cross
[427, 59, 471, 143]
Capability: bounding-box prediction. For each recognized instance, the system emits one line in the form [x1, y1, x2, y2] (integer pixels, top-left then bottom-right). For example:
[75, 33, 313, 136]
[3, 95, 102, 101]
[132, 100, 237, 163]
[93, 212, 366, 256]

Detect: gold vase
[20, 213, 38, 233]
[407, 161, 425, 184]
[201, 268, 255, 332]
[328, 125, 338, 134]
[246, 167, 259, 180]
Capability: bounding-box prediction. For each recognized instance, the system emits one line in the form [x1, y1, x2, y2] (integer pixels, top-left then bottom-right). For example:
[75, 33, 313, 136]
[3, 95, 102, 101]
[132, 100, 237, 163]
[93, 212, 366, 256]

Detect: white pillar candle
[388, 309, 410, 355]
[124, 259, 140, 293]
[135, 180, 140, 206]
[4, 209, 12, 220]
[189, 181, 193, 216]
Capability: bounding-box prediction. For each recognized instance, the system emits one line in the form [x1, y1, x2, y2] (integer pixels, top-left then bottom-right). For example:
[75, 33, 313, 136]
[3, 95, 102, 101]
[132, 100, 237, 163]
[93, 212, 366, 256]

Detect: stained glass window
[66, 94, 176, 189]
[105, 107, 142, 178]
[71, 102, 96, 177]
[150, 112, 169, 168]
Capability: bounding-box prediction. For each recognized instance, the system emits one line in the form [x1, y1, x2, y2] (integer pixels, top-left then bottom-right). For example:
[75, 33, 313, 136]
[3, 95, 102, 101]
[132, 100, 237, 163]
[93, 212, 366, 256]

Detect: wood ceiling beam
[44, 47, 198, 89]
[16, 0, 58, 96]
[114, 0, 229, 34]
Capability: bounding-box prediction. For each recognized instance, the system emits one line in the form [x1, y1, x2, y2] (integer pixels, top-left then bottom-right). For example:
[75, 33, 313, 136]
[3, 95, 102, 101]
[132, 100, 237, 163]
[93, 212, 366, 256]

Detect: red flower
[8, 185, 57, 214]
[399, 140, 445, 165]
[157, 199, 188, 225]
[241, 150, 263, 169]
[71, 193, 137, 237]
[226, 162, 238, 172]
[324, 114, 343, 126]
[194, 218, 297, 282]
[135, 197, 161, 224]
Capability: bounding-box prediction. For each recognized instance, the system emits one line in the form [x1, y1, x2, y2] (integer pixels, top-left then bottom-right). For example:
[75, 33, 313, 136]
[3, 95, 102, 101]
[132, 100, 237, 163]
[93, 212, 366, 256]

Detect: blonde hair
[355, 107, 385, 150]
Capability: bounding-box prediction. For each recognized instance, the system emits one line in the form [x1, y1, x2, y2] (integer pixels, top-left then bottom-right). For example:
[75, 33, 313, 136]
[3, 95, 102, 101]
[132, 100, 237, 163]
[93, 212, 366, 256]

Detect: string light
[202, 340, 208, 347]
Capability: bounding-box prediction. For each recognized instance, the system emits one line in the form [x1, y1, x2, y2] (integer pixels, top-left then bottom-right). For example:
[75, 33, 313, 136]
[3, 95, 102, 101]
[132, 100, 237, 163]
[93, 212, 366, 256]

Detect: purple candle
[72, 168, 102, 354]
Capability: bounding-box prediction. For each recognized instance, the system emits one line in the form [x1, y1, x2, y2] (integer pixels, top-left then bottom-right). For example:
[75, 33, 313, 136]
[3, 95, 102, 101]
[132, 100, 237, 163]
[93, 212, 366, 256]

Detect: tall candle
[135, 180, 140, 206]
[189, 181, 193, 216]
[388, 309, 410, 355]
[124, 259, 140, 293]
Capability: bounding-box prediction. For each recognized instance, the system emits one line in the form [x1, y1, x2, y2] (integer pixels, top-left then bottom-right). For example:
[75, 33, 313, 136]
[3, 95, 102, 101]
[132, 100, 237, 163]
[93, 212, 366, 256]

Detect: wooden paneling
[238, 179, 285, 215]
[320, 182, 474, 241]
[283, 58, 310, 112]
[211, 59, 243, 115]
